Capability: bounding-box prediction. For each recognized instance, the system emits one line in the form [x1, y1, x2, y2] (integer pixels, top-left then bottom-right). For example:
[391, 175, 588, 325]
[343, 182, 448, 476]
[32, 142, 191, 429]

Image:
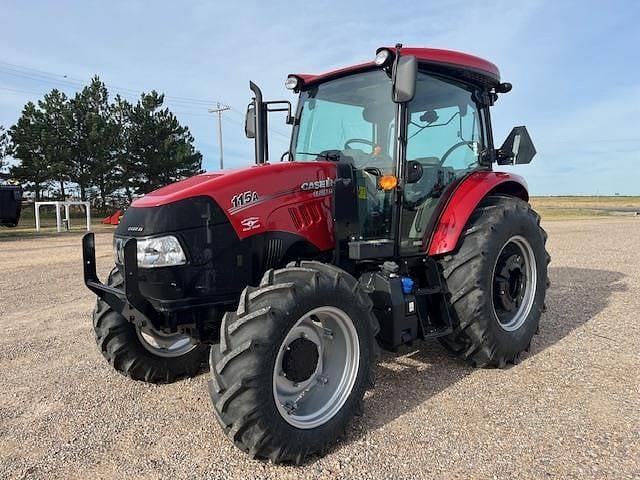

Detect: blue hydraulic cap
[401, 277, 414, 294]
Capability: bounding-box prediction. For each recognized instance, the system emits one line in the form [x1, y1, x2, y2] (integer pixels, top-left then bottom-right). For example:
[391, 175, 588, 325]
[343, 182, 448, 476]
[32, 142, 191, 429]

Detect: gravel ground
[1, 218, 639, 479]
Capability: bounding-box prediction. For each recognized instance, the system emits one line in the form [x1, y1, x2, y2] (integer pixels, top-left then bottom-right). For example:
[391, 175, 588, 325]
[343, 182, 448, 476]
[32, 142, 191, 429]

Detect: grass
[530, 196, 640, 220]
[0, 204, 116, 239]
[2, 196, 638, 240]
[0, 219, 114, 240]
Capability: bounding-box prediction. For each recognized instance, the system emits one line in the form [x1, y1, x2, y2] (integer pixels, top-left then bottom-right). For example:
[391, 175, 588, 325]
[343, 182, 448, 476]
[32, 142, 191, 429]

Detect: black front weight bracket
[82, 232, 162, 330]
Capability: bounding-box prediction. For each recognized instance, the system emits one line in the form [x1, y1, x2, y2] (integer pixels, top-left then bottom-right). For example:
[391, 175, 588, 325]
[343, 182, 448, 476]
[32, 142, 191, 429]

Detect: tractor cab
[246, 45, 535, 264]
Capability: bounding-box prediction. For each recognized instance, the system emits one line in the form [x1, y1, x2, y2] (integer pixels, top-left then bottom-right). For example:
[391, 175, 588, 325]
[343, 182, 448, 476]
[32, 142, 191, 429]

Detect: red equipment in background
[102, 210, 122, 225]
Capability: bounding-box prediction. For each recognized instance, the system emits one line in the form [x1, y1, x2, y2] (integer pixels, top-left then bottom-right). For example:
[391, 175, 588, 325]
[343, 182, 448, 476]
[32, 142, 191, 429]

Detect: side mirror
[497, 126, 536, 165]
[245, 106, 256, 139]
[393, 55, 417, 103]
[406, 160, 423, 183]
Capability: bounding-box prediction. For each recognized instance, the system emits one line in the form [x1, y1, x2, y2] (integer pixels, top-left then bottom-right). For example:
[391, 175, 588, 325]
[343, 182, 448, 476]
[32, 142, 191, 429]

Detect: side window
[400, 73, 483, 254]
[406, 104, 481, 170]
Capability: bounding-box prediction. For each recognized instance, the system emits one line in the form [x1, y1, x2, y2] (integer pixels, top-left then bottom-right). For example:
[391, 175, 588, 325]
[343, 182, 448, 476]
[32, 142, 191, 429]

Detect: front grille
[265, 238, 284, 268]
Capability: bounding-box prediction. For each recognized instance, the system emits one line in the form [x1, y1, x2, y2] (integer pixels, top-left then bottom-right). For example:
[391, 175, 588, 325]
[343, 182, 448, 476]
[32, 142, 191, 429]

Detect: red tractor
[83, 45, 548, 463]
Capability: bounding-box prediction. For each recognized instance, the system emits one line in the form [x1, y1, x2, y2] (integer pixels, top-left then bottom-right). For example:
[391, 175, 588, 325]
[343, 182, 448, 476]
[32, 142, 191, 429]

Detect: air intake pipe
[249, 81, 268, 164]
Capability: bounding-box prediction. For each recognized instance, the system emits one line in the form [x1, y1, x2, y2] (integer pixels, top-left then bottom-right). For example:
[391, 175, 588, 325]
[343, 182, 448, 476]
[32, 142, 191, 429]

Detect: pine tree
[38, 89, 72, 199]
[9, 103, 51, 200]
[68, 76, 118, 202]
[111, 95, 135, 202]
[127, 91, 202, 194]
[8, 78, 201, 202]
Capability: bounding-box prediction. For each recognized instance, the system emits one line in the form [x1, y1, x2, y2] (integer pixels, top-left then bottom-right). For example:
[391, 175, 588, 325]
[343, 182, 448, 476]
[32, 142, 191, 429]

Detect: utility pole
[209, 102, 230, 169]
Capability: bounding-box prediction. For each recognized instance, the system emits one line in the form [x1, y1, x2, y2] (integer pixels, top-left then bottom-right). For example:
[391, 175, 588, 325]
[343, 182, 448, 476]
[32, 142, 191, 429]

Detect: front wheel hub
[273, 306, 359, 429]
[282, 337, 319, 383]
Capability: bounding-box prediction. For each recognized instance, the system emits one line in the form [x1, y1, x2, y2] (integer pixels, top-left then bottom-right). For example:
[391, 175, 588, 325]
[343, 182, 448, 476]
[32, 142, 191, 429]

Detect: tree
[111, 95, 135, 202]
[7, 77, 201, 202]
[9, 103, 51, 200]
[68, 76, 119, 202]
[38, 89, 72, 199]
[67, 94, 92, 200]
[127, 91, 202, 194]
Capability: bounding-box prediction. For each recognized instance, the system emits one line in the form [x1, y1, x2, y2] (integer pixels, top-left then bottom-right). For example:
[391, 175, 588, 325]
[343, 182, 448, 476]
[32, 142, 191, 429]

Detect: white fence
[35, 201, 91, 232]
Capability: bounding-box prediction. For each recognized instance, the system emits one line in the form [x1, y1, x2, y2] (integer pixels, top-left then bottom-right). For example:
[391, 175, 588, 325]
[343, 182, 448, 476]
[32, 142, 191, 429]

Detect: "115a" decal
[231, 190, 259, 209]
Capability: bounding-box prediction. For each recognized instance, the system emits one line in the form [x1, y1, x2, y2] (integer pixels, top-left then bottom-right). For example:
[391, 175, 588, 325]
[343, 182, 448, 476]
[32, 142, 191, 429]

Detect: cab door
[400, 72, 485, 255]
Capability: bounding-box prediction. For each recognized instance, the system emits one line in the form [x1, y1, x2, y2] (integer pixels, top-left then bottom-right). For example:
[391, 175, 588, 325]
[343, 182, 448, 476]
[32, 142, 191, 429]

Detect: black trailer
[0, 185, 23, 227]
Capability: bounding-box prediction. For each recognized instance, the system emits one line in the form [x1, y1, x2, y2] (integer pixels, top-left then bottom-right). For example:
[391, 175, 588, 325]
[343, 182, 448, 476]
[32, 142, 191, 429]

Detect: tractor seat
[404, 157, 442, 203]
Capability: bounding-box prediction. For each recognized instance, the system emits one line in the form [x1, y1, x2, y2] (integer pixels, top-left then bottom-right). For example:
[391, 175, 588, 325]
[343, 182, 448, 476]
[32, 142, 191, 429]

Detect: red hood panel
[130, 162, 337, 250]
[133, 172, 224, 207]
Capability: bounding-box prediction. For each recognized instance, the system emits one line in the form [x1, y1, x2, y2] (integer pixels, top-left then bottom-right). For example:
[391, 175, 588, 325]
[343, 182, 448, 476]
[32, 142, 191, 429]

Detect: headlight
[137, 235, 187, 268]
[285, 75, 300, 90]
[374, 49, 392, 66]
[114, 235, 187, 268]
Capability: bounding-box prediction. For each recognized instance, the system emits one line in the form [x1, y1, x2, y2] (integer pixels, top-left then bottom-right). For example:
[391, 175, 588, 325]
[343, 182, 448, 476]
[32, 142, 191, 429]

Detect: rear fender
[426, 171, 528, 256]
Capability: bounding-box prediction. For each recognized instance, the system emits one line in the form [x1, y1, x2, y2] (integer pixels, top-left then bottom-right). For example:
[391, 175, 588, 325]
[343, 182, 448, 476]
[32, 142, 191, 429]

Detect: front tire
[92, 269, 209, 383]
[437, 195, 549, 367]
[208, 261, 379, 464]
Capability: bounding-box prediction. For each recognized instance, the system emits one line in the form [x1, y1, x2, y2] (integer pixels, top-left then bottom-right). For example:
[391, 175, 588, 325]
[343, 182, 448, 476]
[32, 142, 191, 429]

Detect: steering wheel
[344, 138, 377, 151]
[363, 167, 382, 176]
[439, 141, 476, 166]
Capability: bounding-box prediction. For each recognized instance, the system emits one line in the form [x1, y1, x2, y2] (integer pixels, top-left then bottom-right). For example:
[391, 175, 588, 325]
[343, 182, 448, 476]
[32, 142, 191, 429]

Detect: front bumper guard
[82, 232, 162, 329]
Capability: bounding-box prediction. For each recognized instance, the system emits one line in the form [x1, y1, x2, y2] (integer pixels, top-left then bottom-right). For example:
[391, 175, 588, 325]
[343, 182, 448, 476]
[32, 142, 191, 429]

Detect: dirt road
[1, 218, 638, 479]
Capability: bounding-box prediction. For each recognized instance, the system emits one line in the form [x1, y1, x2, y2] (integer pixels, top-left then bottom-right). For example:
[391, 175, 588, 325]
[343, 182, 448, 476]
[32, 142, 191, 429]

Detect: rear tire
[437, 195, 550, 367]
[92, 269, 209, 384]
[208, 261, 379, 464]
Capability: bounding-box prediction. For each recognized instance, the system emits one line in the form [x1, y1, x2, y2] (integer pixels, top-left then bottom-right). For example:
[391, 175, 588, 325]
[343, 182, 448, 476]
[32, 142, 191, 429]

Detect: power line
[0, 85, 50, 96]
[0, 60, 297, 125]
[0, 61, 228, 108]
[0, 83, 225, 119]
[0, 59, 294, 153]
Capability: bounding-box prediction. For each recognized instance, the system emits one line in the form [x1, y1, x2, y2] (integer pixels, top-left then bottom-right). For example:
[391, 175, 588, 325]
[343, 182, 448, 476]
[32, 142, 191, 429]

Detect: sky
[1, 0, 639, 195]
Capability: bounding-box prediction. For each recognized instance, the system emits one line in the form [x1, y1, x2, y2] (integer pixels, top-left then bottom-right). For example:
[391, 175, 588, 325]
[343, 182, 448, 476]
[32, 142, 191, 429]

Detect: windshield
[292, 70, 398, 240]
[292, 69, 396, 172]
[292, 70, 397, 240]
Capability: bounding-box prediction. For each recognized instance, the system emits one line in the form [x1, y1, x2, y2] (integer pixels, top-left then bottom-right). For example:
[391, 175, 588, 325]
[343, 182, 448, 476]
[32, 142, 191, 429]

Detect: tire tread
[209, 261, 379, 463]
[437, 195, 550, 368]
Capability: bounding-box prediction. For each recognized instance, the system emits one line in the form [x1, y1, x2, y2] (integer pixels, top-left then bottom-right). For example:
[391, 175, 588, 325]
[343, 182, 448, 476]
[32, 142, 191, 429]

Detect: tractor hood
[132, 172, 226, 208]
[127, 161, 337, 249]
[132, 161, 335, 208]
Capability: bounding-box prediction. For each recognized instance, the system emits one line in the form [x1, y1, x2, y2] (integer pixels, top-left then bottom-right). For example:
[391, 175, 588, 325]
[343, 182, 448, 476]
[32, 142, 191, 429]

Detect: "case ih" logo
[300, 178, 334, 191]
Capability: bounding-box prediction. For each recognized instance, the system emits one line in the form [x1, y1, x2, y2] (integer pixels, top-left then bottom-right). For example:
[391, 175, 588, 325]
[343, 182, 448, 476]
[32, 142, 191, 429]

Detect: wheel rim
[491, 235, 537, 332]
[272, 306, 360, 429]
[136, 326, 198, 358]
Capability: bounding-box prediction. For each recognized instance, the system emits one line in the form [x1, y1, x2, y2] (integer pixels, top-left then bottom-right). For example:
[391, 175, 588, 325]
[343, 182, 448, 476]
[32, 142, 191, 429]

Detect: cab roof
[293, 47, 500, 88]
